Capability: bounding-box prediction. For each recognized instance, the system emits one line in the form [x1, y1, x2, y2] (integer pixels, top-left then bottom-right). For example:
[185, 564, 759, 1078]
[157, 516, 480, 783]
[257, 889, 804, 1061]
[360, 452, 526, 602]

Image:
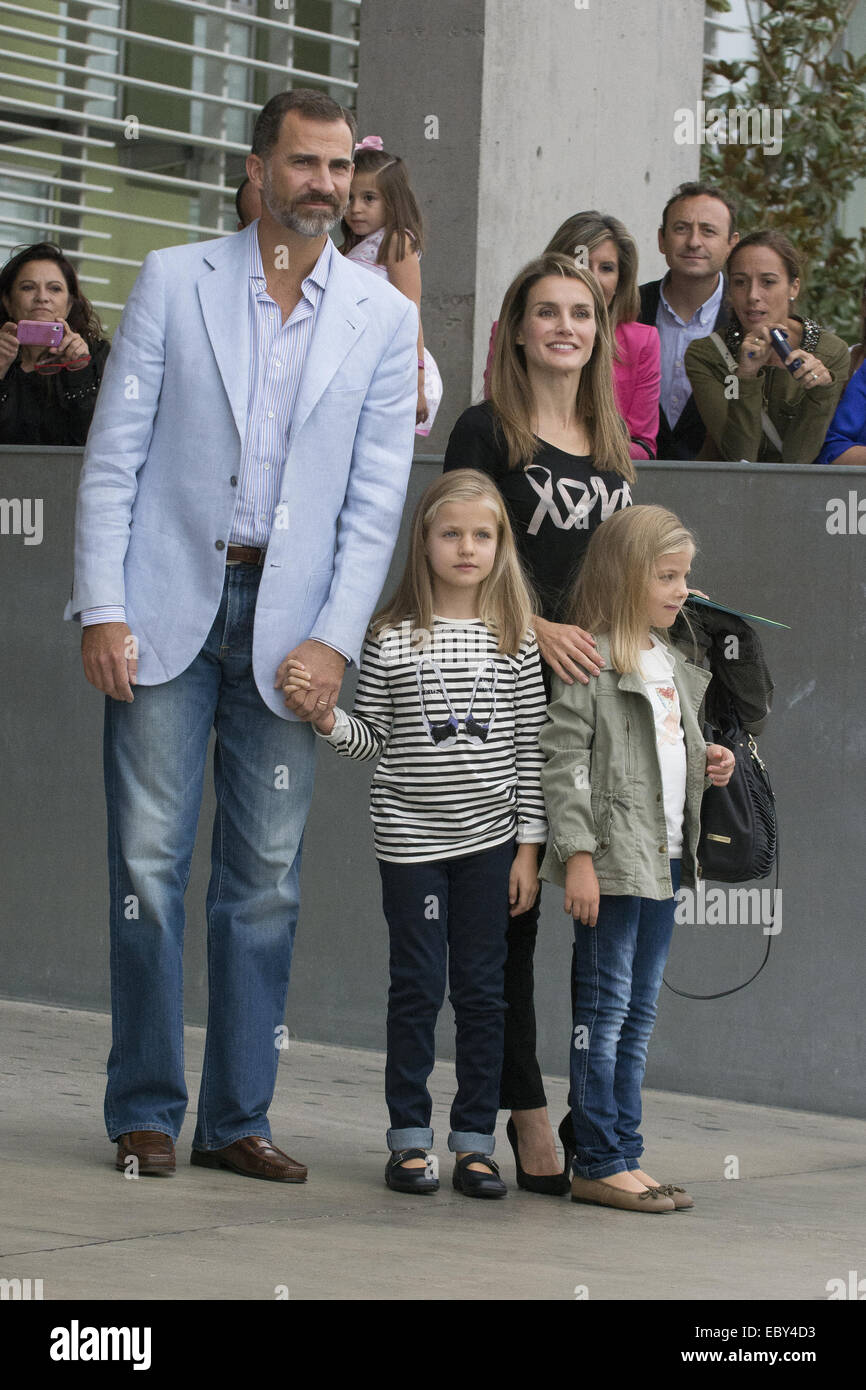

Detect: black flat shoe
[385, 1148, 439, 1194]
[505, 1117, 570, 1196]
[452, 1152, 507, 1199]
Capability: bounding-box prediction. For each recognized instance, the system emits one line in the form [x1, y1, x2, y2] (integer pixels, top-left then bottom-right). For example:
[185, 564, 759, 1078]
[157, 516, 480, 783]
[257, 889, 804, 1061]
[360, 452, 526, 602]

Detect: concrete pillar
[357, 0, 704, 445]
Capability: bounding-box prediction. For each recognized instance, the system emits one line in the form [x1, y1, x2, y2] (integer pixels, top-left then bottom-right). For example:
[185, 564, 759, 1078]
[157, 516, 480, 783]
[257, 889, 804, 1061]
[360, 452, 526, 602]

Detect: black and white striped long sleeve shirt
[317, 617, 549, 863]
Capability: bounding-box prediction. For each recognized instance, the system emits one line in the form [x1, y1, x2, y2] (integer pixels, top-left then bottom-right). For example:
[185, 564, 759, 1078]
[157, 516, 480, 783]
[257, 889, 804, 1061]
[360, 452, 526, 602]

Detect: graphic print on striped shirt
[318, 617, 549, 863]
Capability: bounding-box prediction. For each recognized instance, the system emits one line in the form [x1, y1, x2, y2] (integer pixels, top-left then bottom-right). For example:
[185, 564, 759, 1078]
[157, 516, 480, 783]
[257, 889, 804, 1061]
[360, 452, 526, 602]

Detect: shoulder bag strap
[709, 332, 784, 454]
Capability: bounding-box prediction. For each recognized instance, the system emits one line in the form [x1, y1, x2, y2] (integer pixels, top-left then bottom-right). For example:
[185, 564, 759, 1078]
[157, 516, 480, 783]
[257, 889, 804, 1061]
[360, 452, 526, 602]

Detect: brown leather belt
[226, 544, 265, 566]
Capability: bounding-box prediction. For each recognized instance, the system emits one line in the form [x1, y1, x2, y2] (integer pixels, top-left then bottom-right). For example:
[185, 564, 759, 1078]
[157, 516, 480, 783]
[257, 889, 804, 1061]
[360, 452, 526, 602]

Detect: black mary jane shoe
[384, 1148, 439, 1194]
[505, 1117, 570, 1196]
[452, 1152, 508, 1199]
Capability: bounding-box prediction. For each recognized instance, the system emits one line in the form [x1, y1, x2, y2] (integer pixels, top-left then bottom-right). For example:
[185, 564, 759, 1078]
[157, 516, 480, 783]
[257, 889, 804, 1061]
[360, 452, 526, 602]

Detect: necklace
[725, 314, 822, 357]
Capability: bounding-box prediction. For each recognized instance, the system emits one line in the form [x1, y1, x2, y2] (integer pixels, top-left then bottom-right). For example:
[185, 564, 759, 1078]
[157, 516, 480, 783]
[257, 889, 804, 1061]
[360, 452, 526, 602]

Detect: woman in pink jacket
[484, 212, 660, 461]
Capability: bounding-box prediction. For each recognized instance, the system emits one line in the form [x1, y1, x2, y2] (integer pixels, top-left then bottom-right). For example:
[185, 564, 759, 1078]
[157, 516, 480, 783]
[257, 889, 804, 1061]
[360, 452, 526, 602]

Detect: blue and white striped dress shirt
[231, 227, 331, 546]
[82, 228, 334, 627]
[656, 271, 724, 429]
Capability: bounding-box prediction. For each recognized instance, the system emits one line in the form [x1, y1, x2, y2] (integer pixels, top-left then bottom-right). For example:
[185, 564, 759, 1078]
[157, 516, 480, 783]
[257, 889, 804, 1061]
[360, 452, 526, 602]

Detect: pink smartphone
[17, 319, 64, 346]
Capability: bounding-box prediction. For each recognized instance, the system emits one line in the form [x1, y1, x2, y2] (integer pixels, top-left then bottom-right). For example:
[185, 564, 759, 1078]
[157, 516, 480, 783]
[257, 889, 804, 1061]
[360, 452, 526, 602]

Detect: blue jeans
[378, 840, 514, 1156]
[567, 861, 681, 1179]
[102, 564, 316, 1149]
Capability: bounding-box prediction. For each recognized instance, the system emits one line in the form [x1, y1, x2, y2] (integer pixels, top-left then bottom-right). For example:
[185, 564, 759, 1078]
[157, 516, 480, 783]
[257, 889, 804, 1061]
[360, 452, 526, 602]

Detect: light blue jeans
[567, 861, 681, 1179]
[103, 564, 316, 1149]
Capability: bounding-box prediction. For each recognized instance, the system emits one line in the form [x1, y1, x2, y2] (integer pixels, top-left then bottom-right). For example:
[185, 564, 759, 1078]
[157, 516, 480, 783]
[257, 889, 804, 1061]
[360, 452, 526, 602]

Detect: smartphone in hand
[17, 320, 64, 347]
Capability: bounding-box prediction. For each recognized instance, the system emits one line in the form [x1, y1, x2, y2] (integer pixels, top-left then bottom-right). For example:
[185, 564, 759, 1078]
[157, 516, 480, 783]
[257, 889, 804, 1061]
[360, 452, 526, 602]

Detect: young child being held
[282, 470, 547, 1198]
[539, 505, 735, 1213]
[341, 135, 442, 435]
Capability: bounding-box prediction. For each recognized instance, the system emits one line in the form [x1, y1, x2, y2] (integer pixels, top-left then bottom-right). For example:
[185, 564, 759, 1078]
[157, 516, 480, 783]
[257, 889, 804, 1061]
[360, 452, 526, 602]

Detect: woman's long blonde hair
[372, 469, 535, 655]
[488, 253, 635, 482]
[566, 505, 696, 674]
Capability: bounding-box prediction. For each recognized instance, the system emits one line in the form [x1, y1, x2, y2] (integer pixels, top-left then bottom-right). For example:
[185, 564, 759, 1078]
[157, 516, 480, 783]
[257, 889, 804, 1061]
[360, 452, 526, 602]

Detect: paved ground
[1, 998, 864, 1303]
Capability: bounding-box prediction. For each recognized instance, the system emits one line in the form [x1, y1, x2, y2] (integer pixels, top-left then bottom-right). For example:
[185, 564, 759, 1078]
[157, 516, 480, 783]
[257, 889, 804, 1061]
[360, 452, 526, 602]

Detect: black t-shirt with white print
[444, 401, 632, 622]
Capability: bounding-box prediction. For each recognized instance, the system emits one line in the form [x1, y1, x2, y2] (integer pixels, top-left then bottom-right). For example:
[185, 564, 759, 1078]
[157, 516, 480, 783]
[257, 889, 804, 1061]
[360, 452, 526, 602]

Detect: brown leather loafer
[570, 1174, 675, 1212]
[115, 1130, 176, 1176]
[190, 1135, 307, 1183]
[656, 1182, 695, 1209]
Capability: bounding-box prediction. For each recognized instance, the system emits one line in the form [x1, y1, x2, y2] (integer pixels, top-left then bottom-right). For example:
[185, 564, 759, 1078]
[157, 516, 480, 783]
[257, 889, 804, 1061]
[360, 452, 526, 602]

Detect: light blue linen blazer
[65, 224, 419, 718]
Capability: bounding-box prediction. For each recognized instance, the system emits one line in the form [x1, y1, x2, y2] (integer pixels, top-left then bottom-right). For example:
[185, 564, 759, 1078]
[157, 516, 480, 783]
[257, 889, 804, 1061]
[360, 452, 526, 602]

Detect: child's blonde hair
[567, 505, 696, 674]
[489, 253, 635, 482]
[372, 469, 535, 655]
[340, 145, 424, 264]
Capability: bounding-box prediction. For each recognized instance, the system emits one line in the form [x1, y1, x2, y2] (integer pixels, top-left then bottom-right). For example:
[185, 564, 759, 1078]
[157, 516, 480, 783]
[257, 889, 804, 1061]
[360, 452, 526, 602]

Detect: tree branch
[744, 0, 782, 87]
[788, 0, 859, 99]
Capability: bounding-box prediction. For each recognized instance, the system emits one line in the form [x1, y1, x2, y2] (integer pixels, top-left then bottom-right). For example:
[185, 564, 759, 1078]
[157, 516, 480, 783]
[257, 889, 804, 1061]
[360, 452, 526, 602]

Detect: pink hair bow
[354, 135, 384, 152]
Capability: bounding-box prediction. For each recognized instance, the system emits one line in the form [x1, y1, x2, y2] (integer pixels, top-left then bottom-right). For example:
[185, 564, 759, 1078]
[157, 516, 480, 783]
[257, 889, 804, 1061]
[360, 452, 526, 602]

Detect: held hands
[509, 843, 540, 917]
[82, 622, 138, 702]
[277, 645, 345, 730]
[705, 743, 735, 786]
[564, 852, 599, 927]
[534, 616, 604, 686]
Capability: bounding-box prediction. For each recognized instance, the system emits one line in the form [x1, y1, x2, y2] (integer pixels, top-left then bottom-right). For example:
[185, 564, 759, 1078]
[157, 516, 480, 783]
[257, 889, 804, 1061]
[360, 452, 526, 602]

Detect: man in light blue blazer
[65, 90, 418, 1182]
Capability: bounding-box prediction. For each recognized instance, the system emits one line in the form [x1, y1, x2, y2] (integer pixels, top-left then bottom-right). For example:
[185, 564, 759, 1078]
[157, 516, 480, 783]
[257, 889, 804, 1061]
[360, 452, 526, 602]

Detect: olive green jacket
[539, 635, 712, 899]
[684, 327, 848, 464]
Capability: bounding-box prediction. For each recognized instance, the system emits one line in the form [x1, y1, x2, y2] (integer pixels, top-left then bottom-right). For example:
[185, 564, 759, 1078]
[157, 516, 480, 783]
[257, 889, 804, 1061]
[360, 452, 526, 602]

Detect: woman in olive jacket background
[685, 230, 847, 464]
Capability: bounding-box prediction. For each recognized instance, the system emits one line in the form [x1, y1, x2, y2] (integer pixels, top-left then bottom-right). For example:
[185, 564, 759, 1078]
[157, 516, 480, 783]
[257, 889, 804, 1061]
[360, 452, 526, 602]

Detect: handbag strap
[663, 731, 778, 1000]
[709, 332, 784, 453]
[629, 435, 656, 460]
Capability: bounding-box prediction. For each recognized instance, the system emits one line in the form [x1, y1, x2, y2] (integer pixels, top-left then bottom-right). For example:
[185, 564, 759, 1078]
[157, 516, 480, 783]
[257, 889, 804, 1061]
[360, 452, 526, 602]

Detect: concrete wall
[2, 447, 865, 1118]
[473, 0, 705, 393]
[356, 0, 486, 455]
[357, 1, 704, 431]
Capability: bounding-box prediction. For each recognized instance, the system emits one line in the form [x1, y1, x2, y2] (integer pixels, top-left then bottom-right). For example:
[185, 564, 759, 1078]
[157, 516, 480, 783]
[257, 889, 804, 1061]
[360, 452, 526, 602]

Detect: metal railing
[0, 0, 360, 325]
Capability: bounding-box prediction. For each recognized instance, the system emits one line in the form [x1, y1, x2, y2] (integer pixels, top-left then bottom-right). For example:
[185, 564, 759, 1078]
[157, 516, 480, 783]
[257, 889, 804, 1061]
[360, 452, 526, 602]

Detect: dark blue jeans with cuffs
[378, 839, 515, 1156]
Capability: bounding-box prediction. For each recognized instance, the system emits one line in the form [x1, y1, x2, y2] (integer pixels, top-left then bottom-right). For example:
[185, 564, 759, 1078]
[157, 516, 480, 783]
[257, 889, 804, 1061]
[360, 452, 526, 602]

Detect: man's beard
[261, 172, 344, 237]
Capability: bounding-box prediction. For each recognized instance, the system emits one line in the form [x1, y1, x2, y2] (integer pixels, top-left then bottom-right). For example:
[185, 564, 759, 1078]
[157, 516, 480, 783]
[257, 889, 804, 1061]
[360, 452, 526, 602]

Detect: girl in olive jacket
[539, 505, 734, 1214]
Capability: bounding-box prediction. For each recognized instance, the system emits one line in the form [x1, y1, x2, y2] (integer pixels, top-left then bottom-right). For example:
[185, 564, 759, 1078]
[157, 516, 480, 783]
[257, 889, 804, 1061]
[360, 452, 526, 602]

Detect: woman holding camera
[0, 242, 110, 446]
[684, 229, 847, 464]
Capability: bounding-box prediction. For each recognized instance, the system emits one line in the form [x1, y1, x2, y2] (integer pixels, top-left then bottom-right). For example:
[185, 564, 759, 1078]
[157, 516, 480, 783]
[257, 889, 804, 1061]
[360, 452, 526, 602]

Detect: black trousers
[379, 841, 514, 1144]
[499, 885, 548, 1111]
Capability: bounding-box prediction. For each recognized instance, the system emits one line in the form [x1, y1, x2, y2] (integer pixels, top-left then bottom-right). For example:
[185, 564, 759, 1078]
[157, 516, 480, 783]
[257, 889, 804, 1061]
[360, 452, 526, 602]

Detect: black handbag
[698, 717, 777, 883]
[664, 707, 779, 1001]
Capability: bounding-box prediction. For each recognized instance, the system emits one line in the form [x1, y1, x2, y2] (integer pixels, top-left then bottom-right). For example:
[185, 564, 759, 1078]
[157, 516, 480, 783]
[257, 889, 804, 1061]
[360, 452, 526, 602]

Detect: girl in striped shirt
[283, 470, 548, 1199]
